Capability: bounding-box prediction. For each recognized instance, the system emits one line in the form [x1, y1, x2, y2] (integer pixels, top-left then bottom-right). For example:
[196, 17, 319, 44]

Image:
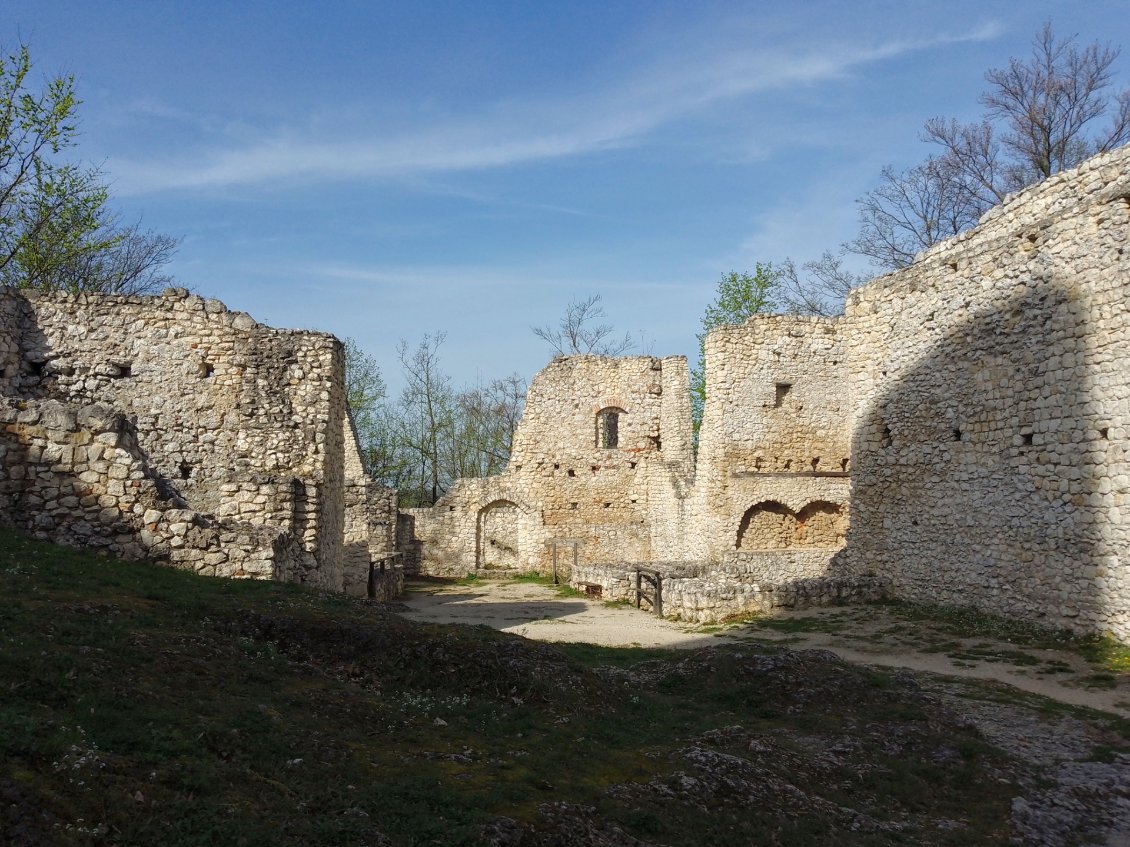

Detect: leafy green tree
[0, 44, 176, 292]
[691, 267, 777, 436]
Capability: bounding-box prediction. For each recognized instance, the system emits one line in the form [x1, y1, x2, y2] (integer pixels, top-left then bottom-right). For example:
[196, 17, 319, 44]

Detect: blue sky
[8, 1, 1130, 394]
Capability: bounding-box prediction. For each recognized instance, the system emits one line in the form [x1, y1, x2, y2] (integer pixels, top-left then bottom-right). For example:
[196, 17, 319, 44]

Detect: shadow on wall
[843, 276, 1114, 634]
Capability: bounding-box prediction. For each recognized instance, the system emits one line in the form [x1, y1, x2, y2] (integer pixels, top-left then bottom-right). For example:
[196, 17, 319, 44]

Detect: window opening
[596, 408, 622, 449]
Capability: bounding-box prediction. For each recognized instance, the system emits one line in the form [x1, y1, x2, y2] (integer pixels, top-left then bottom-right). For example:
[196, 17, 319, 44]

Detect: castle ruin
[0, 288, 399, 599]
[1, 144, 1127, 640]
[403, 144, 1130, 640]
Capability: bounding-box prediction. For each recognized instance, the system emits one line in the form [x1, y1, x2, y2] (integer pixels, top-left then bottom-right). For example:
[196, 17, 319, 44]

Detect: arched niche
[476, 499, 523, 571]
[736, 500, 845, 550]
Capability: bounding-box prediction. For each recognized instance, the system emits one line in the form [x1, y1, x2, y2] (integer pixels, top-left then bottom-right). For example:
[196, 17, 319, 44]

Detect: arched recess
[736, 500, 846, 550]
[476, 499, 523, 571]
[795, 500, 847, 547]
[736, 500, 795, 550]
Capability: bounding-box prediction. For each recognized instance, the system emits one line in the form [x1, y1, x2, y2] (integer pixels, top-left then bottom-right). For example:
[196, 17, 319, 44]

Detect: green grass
[0, 527, 1121, 846]
[509, 570, 584, 598]
[742, 600, 1130, 677]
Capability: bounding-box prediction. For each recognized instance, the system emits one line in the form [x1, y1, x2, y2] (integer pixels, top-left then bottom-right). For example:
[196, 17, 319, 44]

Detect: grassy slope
[1, 527, 1125, 846]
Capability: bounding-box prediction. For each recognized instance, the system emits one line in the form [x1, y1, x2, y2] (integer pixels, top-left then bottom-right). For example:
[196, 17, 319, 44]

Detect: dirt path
[398, 578, 1130, 718]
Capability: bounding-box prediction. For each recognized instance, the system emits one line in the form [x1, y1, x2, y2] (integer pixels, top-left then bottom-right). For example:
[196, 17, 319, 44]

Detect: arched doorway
[476, 500, 522, 571]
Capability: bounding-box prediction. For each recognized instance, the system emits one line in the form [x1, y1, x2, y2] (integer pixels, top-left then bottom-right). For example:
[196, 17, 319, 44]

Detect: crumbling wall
[842, 145, 1130, 638]
[0, 398, 305, 576]
[402, 356, 695, 576]
[342, 413, 400, 595]
[0, 286, 396, 593]
[691, 315, 851, 570]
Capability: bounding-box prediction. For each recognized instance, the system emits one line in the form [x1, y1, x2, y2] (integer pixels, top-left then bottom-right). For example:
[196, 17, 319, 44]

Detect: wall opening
[596, 407, 623, 448]
[774, 383, 792, 407]
[477, 500, 522, 571]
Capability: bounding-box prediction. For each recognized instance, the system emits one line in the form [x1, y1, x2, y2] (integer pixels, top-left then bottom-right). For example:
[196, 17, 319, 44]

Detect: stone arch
[736, 500, 795, 550]
[476, 499, 523, 571]
[736, 499, 845, 550]
[795, 500, 847, 547]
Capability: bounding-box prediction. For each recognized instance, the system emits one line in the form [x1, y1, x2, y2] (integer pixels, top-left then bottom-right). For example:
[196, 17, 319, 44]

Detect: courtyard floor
[398, 576, 1130, 718]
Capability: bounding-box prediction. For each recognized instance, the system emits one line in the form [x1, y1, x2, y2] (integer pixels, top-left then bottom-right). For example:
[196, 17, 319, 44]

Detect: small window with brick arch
[596, 407, 623, 449]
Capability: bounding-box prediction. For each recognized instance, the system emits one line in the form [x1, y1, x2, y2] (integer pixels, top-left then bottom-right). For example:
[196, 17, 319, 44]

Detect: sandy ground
[398, 578, 1130, 718]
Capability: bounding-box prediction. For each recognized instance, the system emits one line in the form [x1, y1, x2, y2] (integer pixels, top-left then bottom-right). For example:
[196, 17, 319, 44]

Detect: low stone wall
[366, 563, 405, 602]
[572, 560, 886, 624]
[661, 574, 888, 623]
[717, 549, 841, 582]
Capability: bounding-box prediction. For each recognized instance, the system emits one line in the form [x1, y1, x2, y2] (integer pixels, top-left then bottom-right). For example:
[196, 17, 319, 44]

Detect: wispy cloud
[112, 21, 1002, 195]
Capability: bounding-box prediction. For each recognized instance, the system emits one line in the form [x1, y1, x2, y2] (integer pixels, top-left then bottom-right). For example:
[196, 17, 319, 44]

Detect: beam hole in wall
[178, 461, 192, 480]
[947, 262, 958, 271]
[811, 457, 820, 471]
[1022, 432, 1034, 446]
[1099, 428, 1109, 440]
[649, 435, 662, 451]
[840, 458, 849, 472]
[569, 502, 578, 510]
[952, 428, 962, 442]
[774, 383, 791, 407]
[603, 502, 611, 508]
[881, 424, 892, 448]
[553, 463, 559, 470]
[111, 363, 131, 378]
[200, 362, 215, 378]
[629, 461, 637, 470]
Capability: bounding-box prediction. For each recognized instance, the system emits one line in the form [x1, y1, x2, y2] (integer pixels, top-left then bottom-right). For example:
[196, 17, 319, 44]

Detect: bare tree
[846, 156, 981, 270]
[778, 252, 868, 317]
[851, 22, 1130, 271]
[532, 294, 634, 356]
[454, 373, 526, 476]
[398, 333, 455, 506]
[42, 221, 180, 294]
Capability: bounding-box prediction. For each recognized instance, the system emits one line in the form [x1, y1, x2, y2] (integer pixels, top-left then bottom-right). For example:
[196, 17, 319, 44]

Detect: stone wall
[0, 286, 397, 593]
[841, 145, 1130, 638]
[403, 146, 1130, 638]
[401, 356, 695, 577]
[572, 562, 886, 623]
[689, 315, 852, 565]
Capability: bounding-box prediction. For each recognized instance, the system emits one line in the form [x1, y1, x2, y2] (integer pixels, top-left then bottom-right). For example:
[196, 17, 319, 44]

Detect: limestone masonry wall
[841, 145, 1130, 638]
[4, 144, 1128, 636]
[400, 356, 695, 578]
[0, 287, 397, 592]
[402, 144, 1130, 639]
[690, 315, 852, 567]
